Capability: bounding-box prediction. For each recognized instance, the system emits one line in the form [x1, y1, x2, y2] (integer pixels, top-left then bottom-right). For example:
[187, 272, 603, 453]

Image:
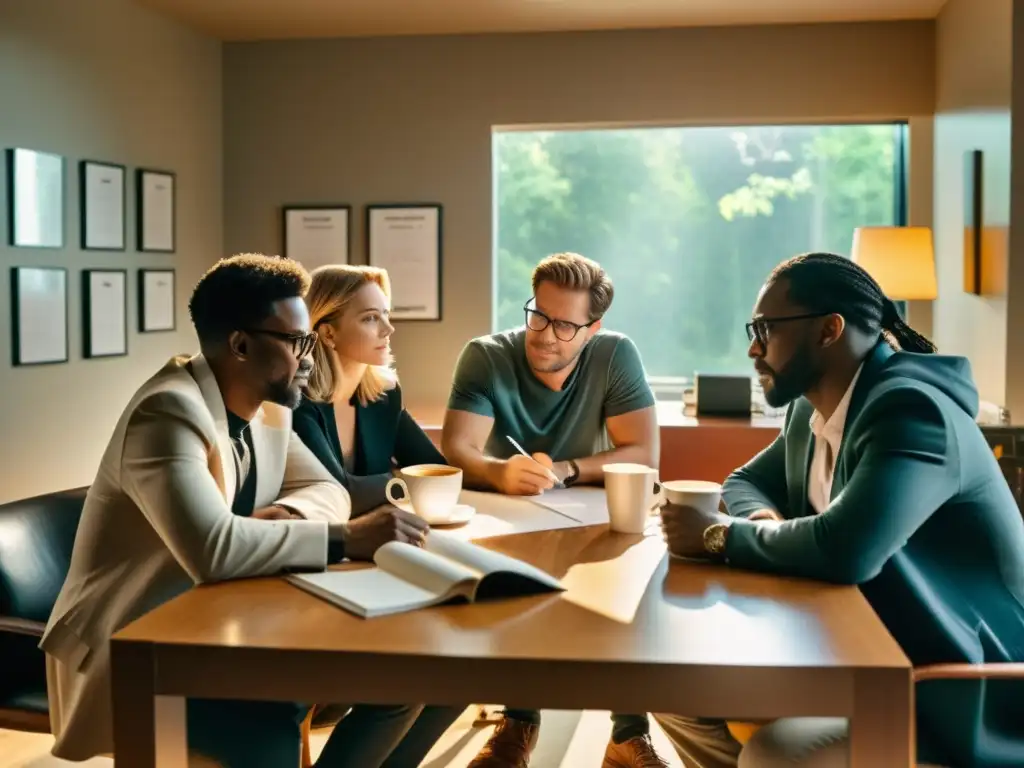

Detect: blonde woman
[293, 264, 460, 763]
[294, 264, 447, 516]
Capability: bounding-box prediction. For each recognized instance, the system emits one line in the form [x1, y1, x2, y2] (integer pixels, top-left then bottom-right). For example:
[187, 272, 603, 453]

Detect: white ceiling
[134, 0, 948, 41]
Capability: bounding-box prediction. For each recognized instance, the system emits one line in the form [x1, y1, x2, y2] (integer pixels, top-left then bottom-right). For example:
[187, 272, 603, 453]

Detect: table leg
[111, 641, 187, 767]
[849, 668, 914, 767]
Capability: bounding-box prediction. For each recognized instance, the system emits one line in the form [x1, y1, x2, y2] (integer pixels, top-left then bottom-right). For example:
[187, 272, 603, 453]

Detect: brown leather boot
[602, 734, 671, 768]
[467, 716, 540, 767]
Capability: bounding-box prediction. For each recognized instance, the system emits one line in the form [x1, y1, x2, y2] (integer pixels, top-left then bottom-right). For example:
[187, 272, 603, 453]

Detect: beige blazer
[40, 354, 350, 761]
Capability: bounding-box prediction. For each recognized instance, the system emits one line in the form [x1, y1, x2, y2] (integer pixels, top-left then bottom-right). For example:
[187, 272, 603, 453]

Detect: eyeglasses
[243, 328, 318, 359]
[745, 312, 833, 348]
[524, 299, 596, 343]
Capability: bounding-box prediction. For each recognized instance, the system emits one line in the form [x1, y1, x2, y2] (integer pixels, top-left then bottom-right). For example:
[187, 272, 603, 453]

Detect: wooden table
[110, 526, 913, 767]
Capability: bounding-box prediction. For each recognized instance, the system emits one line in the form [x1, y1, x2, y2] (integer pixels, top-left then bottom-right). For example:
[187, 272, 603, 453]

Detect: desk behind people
[408, 401, 781, 483]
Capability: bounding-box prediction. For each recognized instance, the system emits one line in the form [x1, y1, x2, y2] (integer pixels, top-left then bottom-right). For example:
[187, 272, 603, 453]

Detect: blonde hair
[304, 264, 396, 406]
[532, 252, 614, 321]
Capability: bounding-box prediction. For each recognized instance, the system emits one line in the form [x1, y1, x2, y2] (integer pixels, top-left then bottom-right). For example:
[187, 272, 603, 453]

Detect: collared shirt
[807, 364, 864, 514]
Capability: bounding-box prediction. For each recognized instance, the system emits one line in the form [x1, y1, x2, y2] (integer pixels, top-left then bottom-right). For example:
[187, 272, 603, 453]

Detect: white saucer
[425, 504, 476, 527]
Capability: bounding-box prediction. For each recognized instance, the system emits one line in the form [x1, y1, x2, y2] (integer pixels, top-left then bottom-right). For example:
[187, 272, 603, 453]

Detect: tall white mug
[603, 463, 663, 533]
[661, 480, 723, 515]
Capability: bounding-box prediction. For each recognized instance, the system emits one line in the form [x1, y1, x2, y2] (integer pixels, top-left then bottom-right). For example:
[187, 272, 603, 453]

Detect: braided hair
[769, 252, 937, 354]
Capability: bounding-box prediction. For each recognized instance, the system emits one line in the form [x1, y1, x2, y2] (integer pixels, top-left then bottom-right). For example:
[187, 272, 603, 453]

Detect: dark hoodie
[724, 341, 1024, 767]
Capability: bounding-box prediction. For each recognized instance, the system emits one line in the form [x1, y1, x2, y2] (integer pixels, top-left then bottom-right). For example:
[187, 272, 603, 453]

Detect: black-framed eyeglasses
[243, 328, 318, 359]
[524, 299, 596, 342]
[745, 312, 833, 348]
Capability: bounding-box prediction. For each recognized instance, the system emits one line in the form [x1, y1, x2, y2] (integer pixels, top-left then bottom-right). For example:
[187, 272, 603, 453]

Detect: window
[493, 123, 907, 383]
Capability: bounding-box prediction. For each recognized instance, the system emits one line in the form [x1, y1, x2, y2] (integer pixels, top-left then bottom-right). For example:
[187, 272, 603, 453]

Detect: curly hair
[188, 253, 311, 346]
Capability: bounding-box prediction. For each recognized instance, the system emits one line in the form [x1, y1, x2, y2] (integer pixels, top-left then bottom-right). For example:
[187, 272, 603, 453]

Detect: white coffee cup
[385, 464, 463, 524]
[661, 480, 723, 515]
[603, 463, 664, 534]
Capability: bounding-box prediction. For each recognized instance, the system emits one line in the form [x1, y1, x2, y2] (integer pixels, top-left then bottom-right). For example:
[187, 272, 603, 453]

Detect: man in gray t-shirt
[442, 252, 666, 767]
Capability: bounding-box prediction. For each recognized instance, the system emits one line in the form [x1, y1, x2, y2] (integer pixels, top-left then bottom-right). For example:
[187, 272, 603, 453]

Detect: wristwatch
[563, 459, 581, 487]
[703, 523, 730, 556]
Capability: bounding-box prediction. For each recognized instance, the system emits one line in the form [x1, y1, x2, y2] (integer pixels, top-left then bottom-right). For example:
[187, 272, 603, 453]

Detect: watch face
[705, 524, 727, 554]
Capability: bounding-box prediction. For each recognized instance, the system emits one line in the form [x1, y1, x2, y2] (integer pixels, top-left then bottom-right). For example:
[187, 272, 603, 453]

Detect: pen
[505, 435, 562, 487]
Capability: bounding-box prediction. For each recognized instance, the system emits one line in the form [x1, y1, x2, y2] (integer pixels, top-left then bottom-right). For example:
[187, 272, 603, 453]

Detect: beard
[266, 363, 312, 410]
[759, 341, 824, 408]
[526, 340, 584, 374]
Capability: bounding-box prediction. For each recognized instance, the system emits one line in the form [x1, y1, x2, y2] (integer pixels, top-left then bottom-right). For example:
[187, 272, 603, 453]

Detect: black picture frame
[10, 266, 69, 366]
[366, 203, 443, 322]
[6, 148, 65, 249]
[82, 268, 128, 359]
[282, 204, 352, 268]
[964, 149, 983, 296]
[136, 168, 176, 252]
[138, 268, 177, 333]
[80, 159, 127, 251]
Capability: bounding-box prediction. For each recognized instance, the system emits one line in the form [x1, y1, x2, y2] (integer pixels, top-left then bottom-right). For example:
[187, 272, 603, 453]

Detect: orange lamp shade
[851, 226, 938, 301]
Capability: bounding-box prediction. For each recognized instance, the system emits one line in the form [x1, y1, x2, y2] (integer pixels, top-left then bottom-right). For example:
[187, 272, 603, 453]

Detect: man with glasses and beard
[41, 253, 439, 767]
[442, 252, 668, 767]
[652, 252, 1024, 768]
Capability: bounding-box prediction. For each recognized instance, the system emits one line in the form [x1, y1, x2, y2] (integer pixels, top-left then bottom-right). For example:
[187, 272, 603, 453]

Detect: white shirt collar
[809, 363, 865, 446]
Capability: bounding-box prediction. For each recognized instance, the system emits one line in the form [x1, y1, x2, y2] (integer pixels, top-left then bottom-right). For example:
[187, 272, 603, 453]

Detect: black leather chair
[0, 486, 87, 732]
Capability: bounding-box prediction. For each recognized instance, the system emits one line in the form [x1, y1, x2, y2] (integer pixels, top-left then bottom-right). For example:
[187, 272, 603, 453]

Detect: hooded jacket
[724, 341, 1024, 767]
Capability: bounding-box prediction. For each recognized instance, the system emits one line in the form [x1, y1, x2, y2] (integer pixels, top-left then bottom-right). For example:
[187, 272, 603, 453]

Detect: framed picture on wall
[366, 203, 442, 321]
[137, 168, 176, 252]
[83, 269, 128, 358]
[138, 268, 176, 332]
[10, 266, 68, 366]
[282, 205, 351, 270]
[80, 160, 126, 250]
[6, 148, 65, 248]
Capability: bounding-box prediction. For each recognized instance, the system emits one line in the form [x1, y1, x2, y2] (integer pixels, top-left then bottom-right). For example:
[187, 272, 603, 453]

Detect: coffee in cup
[603, 463, 663, 533]
[385, 464, 463, 524]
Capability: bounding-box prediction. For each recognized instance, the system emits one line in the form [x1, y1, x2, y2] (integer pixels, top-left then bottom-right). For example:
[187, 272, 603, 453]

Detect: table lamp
[851, 226, 938, 301]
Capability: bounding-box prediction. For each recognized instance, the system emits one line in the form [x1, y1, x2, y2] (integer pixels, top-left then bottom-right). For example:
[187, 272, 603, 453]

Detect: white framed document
[283, 205, 350, 270]
[138, 268, 176, 332]
[83, 269, 128, 358]
[10, 266, 68, 366]
[136, 168, 175, 252]
[80, 160, 126, 250]
[6, 148, 64, 248]
[367, 204, 442, 321]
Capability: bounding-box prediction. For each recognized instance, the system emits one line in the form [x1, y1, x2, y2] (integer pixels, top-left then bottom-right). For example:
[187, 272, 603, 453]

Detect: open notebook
[286, 533, 565, 618]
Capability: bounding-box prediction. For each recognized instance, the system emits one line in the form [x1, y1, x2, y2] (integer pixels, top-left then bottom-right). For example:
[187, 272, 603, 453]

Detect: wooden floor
[0, 708, 685, 767]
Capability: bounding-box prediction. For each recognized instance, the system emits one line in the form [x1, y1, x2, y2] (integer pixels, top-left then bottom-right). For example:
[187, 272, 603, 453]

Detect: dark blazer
[723, 341, 1024, 767]
[292, 384, 446, 516]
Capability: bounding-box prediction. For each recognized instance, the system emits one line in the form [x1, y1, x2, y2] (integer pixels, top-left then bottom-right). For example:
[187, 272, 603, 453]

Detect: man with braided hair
[653, 253, 1024, 767]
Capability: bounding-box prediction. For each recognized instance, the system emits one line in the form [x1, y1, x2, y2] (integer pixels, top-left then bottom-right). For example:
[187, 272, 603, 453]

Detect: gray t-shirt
[446, 328, 656, 461]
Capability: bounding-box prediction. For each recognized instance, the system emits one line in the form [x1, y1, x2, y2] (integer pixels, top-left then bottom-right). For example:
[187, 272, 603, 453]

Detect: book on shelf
[287, 532, 564, 618]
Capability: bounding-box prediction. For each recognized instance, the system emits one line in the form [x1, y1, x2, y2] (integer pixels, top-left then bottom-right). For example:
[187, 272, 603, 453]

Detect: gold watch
[703, 523, 730, 556]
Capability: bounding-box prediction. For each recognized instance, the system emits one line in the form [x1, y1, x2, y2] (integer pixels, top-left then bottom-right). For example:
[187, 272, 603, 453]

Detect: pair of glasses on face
[745, 312, 832, 348]
[243, 328, 318, 359]
[523, 299, 596, 343]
